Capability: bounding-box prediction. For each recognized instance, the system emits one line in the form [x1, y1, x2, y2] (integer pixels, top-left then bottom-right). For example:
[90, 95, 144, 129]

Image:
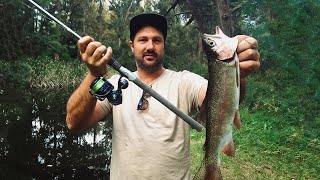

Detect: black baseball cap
[129, 13, 167, 41]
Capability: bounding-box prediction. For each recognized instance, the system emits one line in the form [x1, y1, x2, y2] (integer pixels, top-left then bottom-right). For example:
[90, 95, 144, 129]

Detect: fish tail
[205, 164, 222, 180]
[193, 156, 222, 180]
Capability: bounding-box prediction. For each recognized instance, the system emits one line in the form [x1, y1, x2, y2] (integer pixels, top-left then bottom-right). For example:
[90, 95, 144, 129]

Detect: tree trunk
[185, 0, 211, 34]
[215, 0, 233, 36]
[185, 0, 234, 36]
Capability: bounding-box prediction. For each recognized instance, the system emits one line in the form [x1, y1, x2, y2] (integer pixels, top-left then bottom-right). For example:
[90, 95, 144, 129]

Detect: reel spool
[89, 76, 128, 105]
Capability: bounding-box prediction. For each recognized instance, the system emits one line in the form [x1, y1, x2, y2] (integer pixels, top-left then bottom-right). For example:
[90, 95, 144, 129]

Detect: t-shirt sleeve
[179, 70, 207, 112]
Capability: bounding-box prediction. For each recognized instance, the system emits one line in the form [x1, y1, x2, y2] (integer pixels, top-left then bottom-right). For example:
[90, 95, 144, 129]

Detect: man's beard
[135, 50, 164, 73]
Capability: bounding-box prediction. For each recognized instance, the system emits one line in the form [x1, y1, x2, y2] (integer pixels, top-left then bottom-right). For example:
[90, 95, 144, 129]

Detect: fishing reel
[89, 76, 128, 105]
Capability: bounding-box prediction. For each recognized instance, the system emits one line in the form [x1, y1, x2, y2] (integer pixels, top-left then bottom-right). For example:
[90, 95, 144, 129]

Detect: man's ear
[129, 40, 134, 52]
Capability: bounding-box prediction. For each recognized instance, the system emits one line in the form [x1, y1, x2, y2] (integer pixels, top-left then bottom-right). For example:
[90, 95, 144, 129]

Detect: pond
[0, 88, 112, 179]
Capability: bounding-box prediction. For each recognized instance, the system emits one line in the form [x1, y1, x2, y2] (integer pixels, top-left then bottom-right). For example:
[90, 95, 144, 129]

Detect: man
[66, 13, 260, 180]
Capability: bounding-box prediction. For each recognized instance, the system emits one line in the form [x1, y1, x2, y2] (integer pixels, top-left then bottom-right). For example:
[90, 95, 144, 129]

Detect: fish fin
[222, 133, 235, 157]
[233, 110, 242, 129]
[197, 97, 207, 126]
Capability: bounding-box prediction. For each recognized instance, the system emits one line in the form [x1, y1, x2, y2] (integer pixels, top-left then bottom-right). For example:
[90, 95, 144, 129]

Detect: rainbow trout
[193, 27, 240, 180]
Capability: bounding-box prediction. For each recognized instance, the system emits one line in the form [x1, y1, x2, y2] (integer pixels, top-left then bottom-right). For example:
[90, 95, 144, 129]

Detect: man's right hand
[78, 36, 113, 77]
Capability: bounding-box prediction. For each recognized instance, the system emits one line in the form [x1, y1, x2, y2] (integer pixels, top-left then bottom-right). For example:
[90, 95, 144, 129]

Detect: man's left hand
[236, 35, 260, 78]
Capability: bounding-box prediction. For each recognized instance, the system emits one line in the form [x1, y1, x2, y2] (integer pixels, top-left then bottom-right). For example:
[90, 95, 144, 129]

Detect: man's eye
[138, 39, 147, 42]
[153, 39, 162, 44]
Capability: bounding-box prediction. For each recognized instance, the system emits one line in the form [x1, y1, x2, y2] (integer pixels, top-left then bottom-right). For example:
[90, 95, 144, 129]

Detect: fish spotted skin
[193, 27, 240, 180]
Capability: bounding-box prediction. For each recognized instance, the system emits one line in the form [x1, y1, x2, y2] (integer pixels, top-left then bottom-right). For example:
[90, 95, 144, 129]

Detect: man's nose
[146, 40, 155, 50]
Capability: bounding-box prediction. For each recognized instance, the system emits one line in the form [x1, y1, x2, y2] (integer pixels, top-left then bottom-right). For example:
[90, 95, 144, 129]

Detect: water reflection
[0, 88, 112, 179]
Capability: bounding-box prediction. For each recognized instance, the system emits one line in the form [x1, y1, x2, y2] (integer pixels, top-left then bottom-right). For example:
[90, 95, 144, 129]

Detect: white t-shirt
[99, 69, 207, 180]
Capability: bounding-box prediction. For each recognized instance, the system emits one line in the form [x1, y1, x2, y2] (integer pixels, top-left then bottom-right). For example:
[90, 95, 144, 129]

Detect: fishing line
[27, 0, 81, 39]
[25, 0, 205, 131]
[22, 2, 60, 25]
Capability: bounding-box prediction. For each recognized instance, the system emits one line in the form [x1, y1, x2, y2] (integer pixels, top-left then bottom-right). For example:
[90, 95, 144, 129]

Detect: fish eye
[207, 38, 216, 47]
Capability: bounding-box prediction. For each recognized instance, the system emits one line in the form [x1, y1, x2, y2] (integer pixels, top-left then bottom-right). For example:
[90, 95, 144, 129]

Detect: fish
[193, 26, 241, 180]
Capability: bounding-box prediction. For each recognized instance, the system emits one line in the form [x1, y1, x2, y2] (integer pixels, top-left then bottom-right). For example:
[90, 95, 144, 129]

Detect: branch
[125, 0, 134, 21]
[230, 0, 250, 14]
[108, 0, 116, 10]
[164, 0, 181, 16]
[184, 15, 194, 27]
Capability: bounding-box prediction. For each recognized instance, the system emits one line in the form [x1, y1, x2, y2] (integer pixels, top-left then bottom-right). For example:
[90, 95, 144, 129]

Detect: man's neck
[137, 66, 165, 85]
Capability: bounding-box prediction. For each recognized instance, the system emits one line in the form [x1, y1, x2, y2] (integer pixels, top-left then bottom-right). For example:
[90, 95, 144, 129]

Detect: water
[0, 88, 112, 179]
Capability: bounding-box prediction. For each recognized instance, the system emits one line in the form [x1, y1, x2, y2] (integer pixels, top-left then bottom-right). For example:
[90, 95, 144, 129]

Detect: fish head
[202, 26, 238, 61]
[202, 32, 219, 60]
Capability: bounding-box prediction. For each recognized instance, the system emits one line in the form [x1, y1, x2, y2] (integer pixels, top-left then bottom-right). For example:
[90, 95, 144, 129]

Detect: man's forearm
[66, 73, 99, 130]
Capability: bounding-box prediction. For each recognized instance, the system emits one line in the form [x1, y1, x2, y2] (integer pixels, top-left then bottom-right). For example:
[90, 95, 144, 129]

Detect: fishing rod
[26, 0, 204, 131]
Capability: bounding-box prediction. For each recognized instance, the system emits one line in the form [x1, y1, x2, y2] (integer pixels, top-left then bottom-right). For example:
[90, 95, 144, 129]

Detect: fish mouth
[202, 26, 224, 49]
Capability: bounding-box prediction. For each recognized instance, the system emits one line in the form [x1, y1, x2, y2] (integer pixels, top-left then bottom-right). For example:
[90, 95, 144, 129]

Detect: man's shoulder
[165, 69, 205, 80]
[165, 69, 199, 77]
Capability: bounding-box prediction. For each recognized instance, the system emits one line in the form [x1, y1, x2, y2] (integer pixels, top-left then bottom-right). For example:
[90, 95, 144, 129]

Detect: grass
[190, 108, 320, 179]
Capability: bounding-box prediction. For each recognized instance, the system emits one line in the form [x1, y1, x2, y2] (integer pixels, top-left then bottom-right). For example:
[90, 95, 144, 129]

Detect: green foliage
[0, 56, 87, 91]
[235, 0, 320, 127]
[244, 71, 319, 134]
[0, 59, 33, 90]
[24, 33, 74, 60]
